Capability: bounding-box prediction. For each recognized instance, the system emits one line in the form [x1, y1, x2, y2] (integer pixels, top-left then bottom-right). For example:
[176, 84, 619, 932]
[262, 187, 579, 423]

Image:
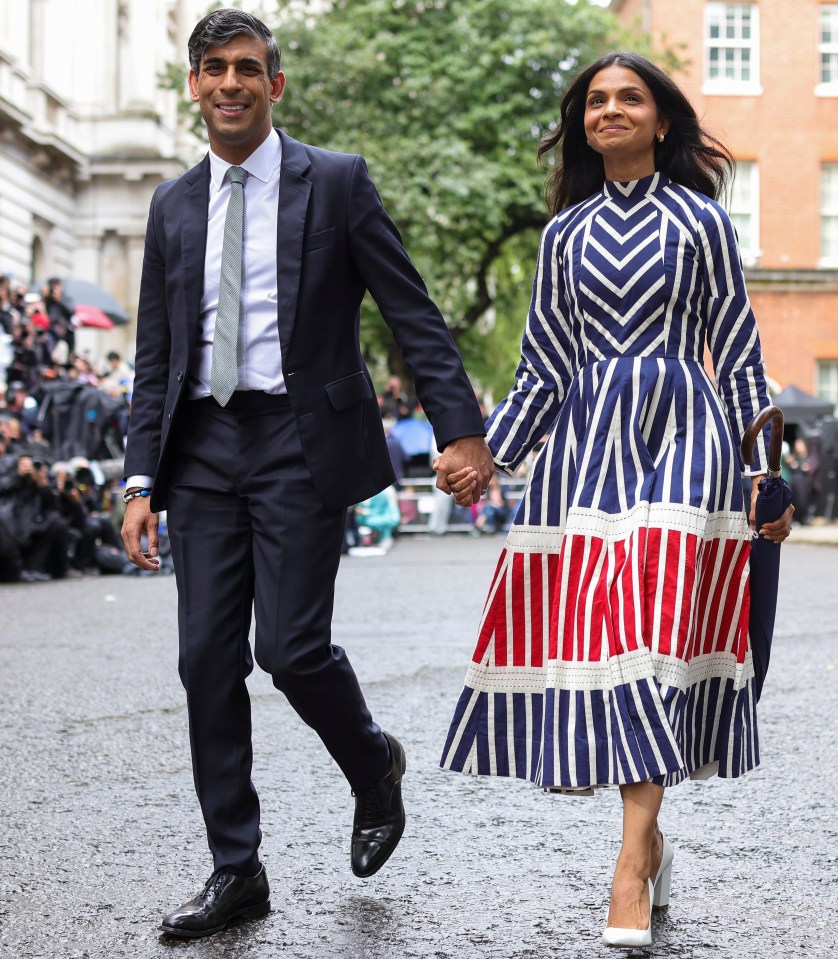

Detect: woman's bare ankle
[650, 827, 663, 878]
[616, 844, 653, 879]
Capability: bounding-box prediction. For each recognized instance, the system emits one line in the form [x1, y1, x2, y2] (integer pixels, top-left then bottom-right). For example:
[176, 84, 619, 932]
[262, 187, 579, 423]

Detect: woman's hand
[758, 504, 795, 543]
[434, 459, 480, 507]
[749, 479, 794, 543]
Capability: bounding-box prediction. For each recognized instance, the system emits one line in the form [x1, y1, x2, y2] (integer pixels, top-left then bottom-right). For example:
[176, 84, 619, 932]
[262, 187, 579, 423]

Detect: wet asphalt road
[1, 535, 836, 959]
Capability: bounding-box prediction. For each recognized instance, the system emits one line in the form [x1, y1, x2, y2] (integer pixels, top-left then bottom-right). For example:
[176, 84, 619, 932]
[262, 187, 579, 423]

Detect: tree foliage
[274, 0, 656, 393]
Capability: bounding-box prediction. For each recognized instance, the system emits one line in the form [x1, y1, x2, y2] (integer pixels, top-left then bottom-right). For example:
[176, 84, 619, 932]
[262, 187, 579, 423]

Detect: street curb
[785, 523, 838, 546]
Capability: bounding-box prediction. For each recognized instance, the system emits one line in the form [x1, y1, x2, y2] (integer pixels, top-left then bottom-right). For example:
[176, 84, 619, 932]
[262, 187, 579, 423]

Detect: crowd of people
[0, 273, 134, 582]
[0, 279, 508, 580]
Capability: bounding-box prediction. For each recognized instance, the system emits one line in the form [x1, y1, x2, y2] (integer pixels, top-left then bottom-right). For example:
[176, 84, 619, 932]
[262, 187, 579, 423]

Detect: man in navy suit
[121, 8, 493, 939]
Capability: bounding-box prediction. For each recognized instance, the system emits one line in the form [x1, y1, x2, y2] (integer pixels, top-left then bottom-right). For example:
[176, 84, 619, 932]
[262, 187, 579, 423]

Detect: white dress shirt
[127, 129, 284, 492]
[192, 129, 284, 398]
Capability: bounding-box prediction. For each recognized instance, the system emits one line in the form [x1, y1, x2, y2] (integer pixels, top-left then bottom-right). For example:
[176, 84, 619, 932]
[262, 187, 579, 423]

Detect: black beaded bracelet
[123, 488, 152, 505]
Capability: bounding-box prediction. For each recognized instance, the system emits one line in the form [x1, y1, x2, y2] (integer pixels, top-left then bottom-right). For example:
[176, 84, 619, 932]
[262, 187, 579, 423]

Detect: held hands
[121, 495, 160, 571]
[433, 435, 494, 506]
[749, 479, 794, 544]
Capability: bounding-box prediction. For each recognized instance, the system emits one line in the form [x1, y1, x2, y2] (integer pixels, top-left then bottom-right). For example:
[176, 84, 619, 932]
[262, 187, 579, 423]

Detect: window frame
[815, 359, 838, 411]
[702, 2, 762, 97]
[819, 163, 838, 268]
[727, 160, 761, 268]
[816, 4, 838, 97]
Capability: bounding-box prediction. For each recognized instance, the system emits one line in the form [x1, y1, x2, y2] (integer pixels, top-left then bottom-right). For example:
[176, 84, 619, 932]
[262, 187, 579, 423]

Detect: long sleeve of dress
[486, 222, 576, 475]
[699, 201, 771, 475]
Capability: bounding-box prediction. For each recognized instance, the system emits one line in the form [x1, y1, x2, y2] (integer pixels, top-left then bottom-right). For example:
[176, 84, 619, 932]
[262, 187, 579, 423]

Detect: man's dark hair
[188, 8, 281, 77]
[539, 51, 734, 213]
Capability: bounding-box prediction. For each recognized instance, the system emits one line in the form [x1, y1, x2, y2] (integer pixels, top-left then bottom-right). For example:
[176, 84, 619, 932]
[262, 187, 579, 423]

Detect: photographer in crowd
[0, 270, 137, 582]
[0, 444, 71, 582]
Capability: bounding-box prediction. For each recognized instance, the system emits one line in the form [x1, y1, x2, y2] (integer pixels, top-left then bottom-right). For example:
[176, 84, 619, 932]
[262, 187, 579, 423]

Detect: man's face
[188, 35, 285, 164]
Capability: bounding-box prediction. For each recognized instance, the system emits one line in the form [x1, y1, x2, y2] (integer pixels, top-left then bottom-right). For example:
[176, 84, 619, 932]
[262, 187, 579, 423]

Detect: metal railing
[395, 474, 527, 533]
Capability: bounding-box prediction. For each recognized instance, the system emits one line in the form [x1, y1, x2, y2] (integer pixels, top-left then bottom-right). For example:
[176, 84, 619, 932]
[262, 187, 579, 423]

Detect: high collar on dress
[602, 171, 670, 202]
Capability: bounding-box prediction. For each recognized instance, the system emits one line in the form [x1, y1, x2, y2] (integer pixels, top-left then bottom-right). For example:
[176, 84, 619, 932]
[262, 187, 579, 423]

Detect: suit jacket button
[176, 371, 183, 382]
[168, 413, 172, 420]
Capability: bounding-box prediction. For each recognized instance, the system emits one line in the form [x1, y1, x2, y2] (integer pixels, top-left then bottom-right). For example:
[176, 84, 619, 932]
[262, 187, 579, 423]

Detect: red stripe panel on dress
[473, 531, 751, 670]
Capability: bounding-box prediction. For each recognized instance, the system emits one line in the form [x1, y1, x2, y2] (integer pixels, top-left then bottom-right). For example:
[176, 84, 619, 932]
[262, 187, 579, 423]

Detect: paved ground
[1, 535, 836, 959]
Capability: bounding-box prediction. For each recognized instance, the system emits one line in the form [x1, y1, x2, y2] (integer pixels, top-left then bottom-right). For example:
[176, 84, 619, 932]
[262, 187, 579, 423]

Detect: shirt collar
[209, 129, 282, 191]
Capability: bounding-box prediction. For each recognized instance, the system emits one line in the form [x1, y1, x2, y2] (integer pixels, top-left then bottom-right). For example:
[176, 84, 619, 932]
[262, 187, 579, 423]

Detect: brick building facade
[611, 0, 838, 408]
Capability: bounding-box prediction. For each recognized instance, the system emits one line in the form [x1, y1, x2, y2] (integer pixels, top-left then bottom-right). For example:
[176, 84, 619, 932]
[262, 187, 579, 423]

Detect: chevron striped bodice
[561, 172, 713, 367]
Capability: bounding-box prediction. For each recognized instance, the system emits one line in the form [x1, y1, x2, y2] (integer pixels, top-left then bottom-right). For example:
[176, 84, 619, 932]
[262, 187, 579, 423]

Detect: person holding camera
[0, 449, 71, 581]
[53, 458, 122, 572]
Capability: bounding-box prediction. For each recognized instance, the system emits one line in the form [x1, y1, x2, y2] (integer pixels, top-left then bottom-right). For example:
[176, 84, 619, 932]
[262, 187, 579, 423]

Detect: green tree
[274, 0, 657, 395]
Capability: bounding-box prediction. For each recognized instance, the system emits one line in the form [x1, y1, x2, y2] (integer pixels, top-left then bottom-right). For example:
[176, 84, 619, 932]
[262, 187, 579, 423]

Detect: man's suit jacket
[124, 131, 485, 512]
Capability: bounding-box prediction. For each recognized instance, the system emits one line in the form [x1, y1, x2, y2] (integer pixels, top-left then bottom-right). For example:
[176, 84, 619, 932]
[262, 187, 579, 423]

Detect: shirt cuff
[126, 474, 154, 490]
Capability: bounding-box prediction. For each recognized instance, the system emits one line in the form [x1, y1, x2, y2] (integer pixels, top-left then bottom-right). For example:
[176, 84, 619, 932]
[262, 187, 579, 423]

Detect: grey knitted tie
[210, 165, 248, 406]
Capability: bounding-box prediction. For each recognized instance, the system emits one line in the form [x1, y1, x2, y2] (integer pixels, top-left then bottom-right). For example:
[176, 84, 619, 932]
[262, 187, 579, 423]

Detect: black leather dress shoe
[351, 731, 406, 878]
[160, 866, 270, 938]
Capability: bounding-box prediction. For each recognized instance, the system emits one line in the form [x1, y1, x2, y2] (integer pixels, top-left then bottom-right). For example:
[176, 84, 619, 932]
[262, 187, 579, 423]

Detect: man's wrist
[123, 488, 152, 505]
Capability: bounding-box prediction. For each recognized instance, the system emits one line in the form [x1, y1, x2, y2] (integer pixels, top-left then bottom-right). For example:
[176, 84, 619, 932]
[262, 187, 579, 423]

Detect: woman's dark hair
[188, 8, 281, 78]
[539, 51, 734, 214]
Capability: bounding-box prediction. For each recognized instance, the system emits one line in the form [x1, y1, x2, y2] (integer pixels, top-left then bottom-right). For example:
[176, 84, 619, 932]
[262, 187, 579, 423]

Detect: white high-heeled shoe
[602, 834, 674, 947]
[602, 878, 654, 948]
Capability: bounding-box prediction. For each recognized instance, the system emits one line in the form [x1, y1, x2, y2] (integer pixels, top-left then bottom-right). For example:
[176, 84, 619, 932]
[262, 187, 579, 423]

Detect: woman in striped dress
[438, 52, 794, 947]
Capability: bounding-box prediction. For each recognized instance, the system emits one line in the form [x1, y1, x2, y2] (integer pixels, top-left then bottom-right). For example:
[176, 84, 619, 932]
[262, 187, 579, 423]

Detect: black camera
[75, 466, 95, 488]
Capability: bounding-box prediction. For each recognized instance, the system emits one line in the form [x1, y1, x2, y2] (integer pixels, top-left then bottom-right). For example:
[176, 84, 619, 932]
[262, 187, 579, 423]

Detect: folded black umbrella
[741, 406, 794, 700]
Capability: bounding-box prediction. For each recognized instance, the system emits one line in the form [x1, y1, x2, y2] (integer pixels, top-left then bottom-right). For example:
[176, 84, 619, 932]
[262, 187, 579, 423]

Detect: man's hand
[433, 435, 494, 506]
[121, 496, 160, 571]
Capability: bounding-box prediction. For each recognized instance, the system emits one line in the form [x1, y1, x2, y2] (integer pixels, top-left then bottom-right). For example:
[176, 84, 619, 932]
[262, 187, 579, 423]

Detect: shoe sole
[160, 900, 271, 939]
[352, 738, 406, 879]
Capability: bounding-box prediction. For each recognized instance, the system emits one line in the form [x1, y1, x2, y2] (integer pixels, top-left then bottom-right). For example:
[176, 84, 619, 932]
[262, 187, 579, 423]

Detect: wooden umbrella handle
[741, 405, 784, 475]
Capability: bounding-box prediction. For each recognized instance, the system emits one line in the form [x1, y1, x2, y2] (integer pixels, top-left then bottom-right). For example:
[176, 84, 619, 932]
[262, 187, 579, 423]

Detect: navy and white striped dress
[441, 171, 771, 792]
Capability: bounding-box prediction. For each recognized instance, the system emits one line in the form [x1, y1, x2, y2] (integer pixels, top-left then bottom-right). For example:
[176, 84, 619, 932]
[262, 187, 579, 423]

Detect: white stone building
[0, 0, 277, 353]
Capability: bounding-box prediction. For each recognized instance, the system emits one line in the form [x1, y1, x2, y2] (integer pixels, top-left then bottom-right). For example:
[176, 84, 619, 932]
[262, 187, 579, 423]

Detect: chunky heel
[652, 834, 674, 909]
[653, 863, 671, 908]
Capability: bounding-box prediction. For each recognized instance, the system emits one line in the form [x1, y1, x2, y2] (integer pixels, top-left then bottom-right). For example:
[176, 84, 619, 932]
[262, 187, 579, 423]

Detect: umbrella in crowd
[31, 278, 130, 326]
[73, 304, 114, 329]
[60, 278, 130, 325]
[391, 416, 434, 456]
[771, 384, 833, 428]
[741, 405, 794, 701]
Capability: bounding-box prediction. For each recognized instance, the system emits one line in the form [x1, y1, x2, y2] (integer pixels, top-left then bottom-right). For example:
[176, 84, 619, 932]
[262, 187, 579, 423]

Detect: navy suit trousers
[166, 395, 390, 875]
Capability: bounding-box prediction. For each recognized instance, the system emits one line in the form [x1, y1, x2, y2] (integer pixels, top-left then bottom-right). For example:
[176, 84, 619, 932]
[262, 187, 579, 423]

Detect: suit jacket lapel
[276, 130, 312, 353]
[181, 156, 210, 346]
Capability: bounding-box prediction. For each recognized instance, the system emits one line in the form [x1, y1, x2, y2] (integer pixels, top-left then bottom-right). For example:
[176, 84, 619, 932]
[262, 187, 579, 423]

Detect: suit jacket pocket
[325, 371, 373, 411]
[303, 226, 336, 253]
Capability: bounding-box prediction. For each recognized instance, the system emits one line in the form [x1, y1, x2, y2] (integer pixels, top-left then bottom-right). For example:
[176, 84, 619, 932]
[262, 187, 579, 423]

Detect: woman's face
[583, 64, 668, 176]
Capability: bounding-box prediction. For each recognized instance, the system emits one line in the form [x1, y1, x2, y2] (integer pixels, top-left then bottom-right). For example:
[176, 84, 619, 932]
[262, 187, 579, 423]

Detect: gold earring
[657, 133, 665, 142]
